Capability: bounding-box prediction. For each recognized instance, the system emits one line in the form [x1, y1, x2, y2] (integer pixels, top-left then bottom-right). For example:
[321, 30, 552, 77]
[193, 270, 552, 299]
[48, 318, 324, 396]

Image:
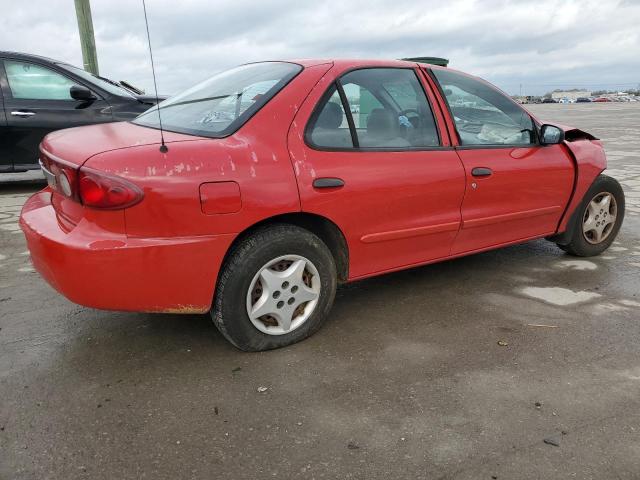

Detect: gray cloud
[1, 0, 639, 95]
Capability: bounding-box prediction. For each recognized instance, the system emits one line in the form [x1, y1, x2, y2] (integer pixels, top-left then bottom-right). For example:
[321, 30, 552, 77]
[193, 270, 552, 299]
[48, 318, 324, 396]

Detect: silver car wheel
[246, 255, 321, 336]
[582, 192, 617, 244]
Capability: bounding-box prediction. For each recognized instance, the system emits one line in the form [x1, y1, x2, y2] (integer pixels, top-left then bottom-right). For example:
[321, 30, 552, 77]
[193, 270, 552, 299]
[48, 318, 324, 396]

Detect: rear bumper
[19, 190, 235, 313]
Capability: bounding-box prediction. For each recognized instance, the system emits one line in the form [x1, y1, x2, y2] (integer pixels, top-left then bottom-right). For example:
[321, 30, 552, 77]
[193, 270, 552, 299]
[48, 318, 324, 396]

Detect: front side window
[5, 60, 75, 100]
[432, 69, 535, 146]
[307, 68, 440, 149]
[133, 62, 302, 138]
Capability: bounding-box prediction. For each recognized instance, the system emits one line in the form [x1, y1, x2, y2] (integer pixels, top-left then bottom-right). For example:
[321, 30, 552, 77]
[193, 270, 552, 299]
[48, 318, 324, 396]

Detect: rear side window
[133, 62, 302, 138]
[431, 69, 535, 146]
[5, 60, 75, 100]
[308, 85, 353, 148]
[307, 68, 440, 150]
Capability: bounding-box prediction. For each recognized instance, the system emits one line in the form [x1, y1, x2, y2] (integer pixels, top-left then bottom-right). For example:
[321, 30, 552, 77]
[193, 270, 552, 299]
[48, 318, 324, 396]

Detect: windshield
[58, 63, 136, 98]
[132, 62, 302, 138]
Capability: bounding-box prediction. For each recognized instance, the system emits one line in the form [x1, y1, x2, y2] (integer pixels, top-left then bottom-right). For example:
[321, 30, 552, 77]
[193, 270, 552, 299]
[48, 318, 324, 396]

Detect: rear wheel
[559, 175, 625, 256]
[211, 225, 337, 351]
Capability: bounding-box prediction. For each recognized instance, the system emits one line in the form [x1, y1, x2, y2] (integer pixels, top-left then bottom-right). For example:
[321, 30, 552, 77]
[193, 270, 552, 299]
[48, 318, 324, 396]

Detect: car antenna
[142, 0, 168, 153]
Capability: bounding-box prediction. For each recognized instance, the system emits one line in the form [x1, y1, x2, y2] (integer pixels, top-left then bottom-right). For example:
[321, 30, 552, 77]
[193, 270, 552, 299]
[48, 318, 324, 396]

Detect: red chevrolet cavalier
[20, 59, 625, 351]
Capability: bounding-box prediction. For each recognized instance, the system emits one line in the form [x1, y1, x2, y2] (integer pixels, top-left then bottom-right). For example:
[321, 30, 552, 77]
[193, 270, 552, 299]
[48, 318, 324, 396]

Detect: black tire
[211, 224, 337, 351]
[560, 174, 625, 257]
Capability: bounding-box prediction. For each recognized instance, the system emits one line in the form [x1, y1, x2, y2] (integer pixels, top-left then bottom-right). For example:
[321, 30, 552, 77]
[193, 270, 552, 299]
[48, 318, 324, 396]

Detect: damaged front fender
[546, 124, 608, 243]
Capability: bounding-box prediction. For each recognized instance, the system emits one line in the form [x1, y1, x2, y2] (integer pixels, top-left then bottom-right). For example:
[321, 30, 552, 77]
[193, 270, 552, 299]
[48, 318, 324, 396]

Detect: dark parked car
[576, 97, 592, 103]
[0, 51, 165, 173]
[542, 97, 557, 103]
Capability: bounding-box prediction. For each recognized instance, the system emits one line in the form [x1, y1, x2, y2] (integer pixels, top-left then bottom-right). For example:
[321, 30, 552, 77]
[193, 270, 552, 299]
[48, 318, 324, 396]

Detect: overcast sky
[2, 0, 639, 96]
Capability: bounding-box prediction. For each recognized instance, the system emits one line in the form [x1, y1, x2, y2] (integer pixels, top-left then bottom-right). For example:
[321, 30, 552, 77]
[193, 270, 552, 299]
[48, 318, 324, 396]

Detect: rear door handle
[471, 167, 493, 177]
[11, 111, 36, 117]
[313, 177, 345, 189]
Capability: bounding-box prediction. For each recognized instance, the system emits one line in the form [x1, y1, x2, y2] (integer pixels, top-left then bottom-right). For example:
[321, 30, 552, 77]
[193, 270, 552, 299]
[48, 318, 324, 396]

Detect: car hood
[40, 122, 202, 167]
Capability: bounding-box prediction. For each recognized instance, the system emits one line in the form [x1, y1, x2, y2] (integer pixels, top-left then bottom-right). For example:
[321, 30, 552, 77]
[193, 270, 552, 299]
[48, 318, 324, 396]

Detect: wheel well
[225, 213, 349, 282]
[546, 172, 603, 245]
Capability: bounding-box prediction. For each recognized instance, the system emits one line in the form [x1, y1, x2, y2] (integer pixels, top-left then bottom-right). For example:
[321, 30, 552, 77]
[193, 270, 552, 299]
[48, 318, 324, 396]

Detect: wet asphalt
[1, 103, 639, 479]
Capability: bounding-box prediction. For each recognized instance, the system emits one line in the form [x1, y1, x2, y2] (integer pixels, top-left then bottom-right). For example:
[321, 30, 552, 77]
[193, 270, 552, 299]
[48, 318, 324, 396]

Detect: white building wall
[551, 90, 592, 100]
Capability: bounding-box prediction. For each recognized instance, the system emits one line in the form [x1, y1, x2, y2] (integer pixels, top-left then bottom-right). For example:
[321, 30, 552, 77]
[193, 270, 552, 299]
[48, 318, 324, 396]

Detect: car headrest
[366, 108, 398, 138]
[316, 102, 343, 129]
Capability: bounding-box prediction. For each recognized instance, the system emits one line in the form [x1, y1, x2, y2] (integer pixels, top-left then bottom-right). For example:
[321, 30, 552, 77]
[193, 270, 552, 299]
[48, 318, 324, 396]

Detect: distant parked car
[542, 98, 557, 103]
[593, 97, 612, 103]
[0, 51, 165, 173]
[20, 59, 626, 351]
[576, 97, 591, 103]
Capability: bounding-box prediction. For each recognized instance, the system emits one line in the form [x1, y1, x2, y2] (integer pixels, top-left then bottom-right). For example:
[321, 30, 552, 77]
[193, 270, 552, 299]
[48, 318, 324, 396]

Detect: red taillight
[78, 168, 144, 210]
[40, 150, 143, 210]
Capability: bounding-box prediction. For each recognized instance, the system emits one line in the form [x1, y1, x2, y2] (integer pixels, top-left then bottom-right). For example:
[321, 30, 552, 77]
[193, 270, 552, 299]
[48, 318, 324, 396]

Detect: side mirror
[70, 85, 96, 102]
[540, 124, 564, 145]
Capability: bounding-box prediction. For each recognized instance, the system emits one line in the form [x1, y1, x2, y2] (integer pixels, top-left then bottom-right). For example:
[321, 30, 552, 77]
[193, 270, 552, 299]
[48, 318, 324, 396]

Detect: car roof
[286, 58, 468, 77]
[0, 50, 63, 64]
[290, 58, 438, 69]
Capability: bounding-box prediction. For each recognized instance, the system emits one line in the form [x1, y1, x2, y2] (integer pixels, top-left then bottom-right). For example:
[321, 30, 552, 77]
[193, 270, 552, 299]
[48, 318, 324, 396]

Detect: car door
[0, 58, 113, 171]
[288, 66, 466, 279]
[428, 68, 574, 255]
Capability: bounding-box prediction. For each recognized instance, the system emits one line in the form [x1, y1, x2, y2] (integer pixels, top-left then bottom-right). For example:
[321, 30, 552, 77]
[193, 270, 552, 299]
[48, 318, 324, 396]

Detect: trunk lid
[40, 121, 198, 167]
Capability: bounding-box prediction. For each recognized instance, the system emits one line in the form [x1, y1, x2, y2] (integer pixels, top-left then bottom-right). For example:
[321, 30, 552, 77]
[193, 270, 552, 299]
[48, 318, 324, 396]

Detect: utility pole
[74, 0, 99, 75]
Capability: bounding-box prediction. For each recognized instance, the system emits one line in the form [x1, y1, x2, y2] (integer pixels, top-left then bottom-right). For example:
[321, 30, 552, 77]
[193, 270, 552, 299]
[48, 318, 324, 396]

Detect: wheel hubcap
[582, 192, 617, 244]
[246, 255, 321, 335]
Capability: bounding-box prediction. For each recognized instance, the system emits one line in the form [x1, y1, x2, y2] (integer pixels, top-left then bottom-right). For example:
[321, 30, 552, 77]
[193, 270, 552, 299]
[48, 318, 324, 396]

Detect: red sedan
[20, 59, 625, 351]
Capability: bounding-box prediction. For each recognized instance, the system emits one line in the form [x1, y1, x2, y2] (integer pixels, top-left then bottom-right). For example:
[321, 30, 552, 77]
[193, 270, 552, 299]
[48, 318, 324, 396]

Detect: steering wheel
[398, 108, 421, 132]
[398, 108, 420, 118]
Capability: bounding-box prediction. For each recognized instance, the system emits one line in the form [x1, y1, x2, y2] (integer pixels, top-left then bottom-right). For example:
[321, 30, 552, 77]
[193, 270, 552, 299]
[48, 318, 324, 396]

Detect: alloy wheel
[246, 255, 321, 335]
[582, 192, 617, 244]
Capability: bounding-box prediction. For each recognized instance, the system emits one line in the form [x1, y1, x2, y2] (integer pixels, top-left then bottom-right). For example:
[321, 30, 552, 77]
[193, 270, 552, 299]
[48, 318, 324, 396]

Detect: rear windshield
[133, 62, 302, 138]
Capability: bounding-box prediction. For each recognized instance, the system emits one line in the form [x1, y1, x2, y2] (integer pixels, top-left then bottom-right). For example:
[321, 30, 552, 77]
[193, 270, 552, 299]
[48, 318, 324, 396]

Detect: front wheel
[211, 224, 337, 351]
[559, 174, 625, 257]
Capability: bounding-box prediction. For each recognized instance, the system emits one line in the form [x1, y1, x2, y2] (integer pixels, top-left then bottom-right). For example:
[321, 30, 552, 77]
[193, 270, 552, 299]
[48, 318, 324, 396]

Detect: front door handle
[471, 167, 493, 177]
[313, 177, 345, 189]
[11, 111, 36, 117]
